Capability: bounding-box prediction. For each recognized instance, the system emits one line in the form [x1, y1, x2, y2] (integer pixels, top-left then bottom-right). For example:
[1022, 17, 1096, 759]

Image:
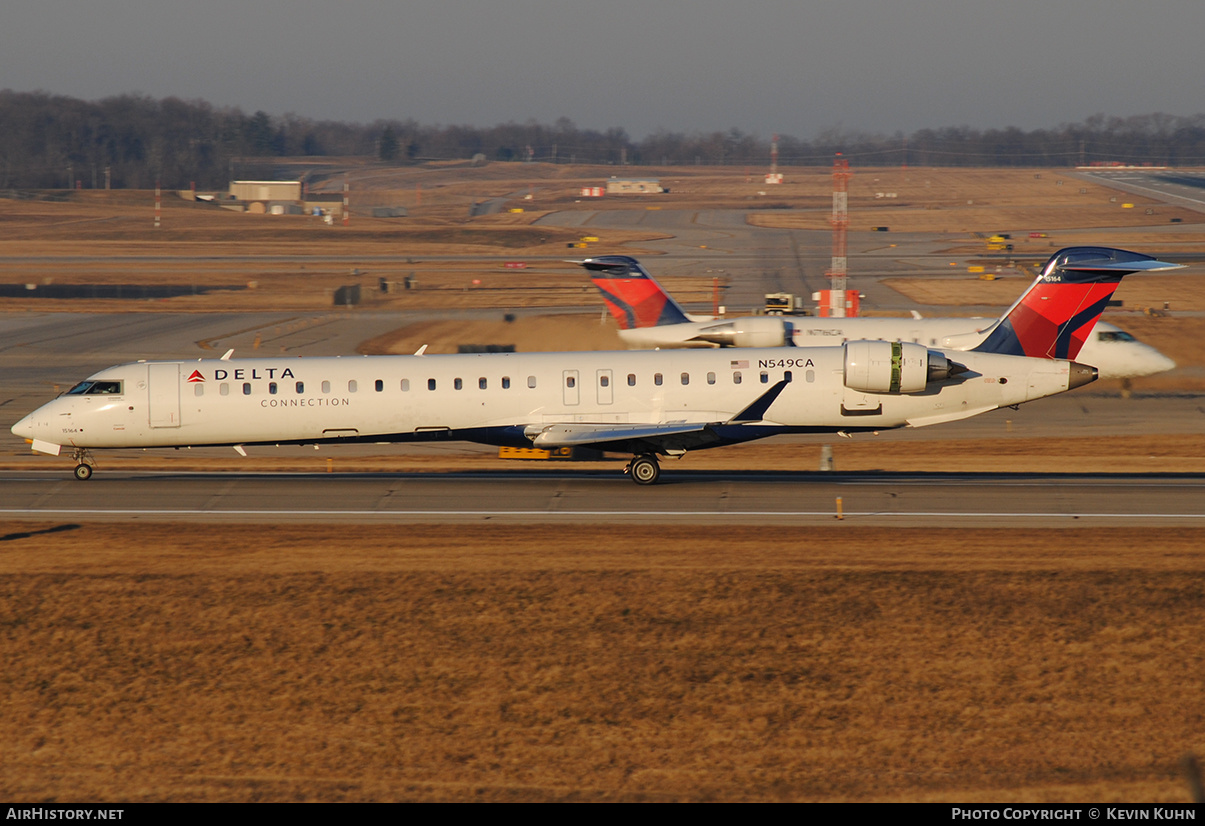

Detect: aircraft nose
[11, 412, 35, 440]
[1131, 345, 1176, 378]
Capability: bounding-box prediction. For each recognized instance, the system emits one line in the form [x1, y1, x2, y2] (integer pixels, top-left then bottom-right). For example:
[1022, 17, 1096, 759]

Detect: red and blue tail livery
[578, 255, 693, 329]
[973, 247, 1182, 359]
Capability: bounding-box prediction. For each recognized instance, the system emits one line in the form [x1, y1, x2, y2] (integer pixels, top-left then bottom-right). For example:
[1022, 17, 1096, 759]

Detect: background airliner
[12, 248, 1179, 485]
[581, 251, 1176, 381]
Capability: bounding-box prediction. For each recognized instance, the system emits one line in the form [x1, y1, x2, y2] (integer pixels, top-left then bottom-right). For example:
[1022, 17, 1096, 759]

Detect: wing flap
[525, 421, 711, 448]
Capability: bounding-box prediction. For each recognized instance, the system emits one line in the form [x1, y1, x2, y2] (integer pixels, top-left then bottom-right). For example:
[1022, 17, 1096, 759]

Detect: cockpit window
[67, 380, 123, 395]
[1098, 330, 1136, 343]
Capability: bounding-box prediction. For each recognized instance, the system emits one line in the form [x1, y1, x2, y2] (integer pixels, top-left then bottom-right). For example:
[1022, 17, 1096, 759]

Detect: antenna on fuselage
[414, 345, 428, 356]
[220, 349, 234, 361]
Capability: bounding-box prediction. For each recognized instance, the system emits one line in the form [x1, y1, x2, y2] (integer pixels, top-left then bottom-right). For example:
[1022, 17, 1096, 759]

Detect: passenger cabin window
[375, 380, 384, 392]
[194, 384, 204, 397]
[454, 378, 463, 390]
[806, 369, 815, 383]
[479, 377, 487, 390]
[654, 373, 663, 386]
[322, 380, 331, 394]
[428, 378, 437, 391]
[269, 382, 278, 395]
[707, 372, 716, 385]
[502, 377, 511, 389]
[527, 376, 537, 389]
[681, 372, 689, 386]
[627, 373, 636, 387]
[296, 381, 304, 394]
[733, 371, 743, 385]
[760, 371, 769, 384]
[401, 379, 410, 391]
[348, 380, 358, 393]
[220, 383, 230, 396]
[242, 383, 252, 395]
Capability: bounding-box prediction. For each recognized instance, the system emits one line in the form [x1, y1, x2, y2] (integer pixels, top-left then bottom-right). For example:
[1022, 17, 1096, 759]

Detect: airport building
[229, 180, 302, 203]
[605, 177, 665, 194]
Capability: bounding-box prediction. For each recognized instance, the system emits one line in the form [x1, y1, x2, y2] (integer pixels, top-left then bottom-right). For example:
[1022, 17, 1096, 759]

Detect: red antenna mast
[826, 154, 852, 317]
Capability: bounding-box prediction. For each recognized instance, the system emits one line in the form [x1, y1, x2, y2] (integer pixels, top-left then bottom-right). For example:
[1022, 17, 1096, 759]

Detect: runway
[2, 468, 1202, 526]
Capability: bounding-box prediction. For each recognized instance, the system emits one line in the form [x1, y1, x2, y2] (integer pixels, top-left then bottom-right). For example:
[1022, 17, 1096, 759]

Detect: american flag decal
[730, 359, 749, 369]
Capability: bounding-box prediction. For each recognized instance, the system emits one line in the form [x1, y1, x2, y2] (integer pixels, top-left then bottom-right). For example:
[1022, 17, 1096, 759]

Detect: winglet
[728, 379, 790, 423]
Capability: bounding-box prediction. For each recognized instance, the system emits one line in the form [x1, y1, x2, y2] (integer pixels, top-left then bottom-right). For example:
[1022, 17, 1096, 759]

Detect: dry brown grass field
[1, 523, 1203, 802]
[4, 165, 1205, 802]
[746, 167, 1205, 244]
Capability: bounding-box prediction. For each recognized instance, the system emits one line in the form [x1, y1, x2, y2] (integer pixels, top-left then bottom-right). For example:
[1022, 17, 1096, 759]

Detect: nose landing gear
[70, 448, 95, 481]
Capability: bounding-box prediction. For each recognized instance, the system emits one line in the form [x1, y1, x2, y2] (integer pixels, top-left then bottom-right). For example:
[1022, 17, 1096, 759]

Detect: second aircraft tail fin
[577, 255, 692, 330]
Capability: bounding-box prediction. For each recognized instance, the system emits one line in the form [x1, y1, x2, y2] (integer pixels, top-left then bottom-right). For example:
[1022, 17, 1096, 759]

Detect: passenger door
[148, 363, 182, 428]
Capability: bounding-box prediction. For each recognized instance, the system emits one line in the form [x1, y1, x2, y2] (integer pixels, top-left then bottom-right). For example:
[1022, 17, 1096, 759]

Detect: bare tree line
[3, 89, 1205, 190]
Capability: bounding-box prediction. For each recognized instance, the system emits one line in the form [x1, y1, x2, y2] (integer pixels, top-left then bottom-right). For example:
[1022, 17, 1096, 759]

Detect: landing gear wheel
[630, 455, 660, 486]
[73, 463, 94, 481]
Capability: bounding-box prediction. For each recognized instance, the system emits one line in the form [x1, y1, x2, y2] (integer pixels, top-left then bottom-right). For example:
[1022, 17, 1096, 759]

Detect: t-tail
[578, 255, 692, 329]
[972, 247, 1182, 358]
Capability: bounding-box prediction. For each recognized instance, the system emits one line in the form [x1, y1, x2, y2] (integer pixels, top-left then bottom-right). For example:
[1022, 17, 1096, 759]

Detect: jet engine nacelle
[691, 316, 789, 348]
[843, 340, 960, 394]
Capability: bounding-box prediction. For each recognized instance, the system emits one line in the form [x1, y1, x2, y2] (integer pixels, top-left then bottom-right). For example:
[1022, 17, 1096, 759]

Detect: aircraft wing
[524, 421, 723, 453]
[522, 380, 791, 453]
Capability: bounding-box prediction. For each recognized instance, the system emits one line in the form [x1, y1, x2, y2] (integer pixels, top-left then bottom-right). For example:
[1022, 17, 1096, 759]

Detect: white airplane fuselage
[13, 346, 1088, 455]
[620, 319, 1173, 380]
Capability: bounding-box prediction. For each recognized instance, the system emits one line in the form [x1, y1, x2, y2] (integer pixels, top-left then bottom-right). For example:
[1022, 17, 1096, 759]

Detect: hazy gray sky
[6, 0, 1204, 138]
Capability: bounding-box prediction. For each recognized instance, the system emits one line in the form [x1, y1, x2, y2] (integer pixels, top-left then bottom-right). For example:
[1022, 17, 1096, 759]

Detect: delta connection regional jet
[580, 248, 1176, 382]
[12, 247, 1180, 485]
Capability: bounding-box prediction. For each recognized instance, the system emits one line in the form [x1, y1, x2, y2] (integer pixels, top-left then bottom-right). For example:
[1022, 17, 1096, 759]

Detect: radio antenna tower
[826, 154, 852, 317]
[765, 134, 783, 184]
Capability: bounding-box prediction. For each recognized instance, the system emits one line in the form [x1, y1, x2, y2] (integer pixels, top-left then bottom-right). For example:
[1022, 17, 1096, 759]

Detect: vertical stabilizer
[973, 247, 1182, 359]
[578, 256, 692, 329]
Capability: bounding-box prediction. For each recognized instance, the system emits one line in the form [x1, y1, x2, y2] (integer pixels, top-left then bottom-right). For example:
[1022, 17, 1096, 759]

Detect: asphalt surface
[1, 468, 1202, 527]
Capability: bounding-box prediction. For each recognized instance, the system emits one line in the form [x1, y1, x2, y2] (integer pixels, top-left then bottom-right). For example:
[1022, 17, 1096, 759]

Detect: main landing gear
[70, 448, 94, 481]
[625, 453, 661, 486]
